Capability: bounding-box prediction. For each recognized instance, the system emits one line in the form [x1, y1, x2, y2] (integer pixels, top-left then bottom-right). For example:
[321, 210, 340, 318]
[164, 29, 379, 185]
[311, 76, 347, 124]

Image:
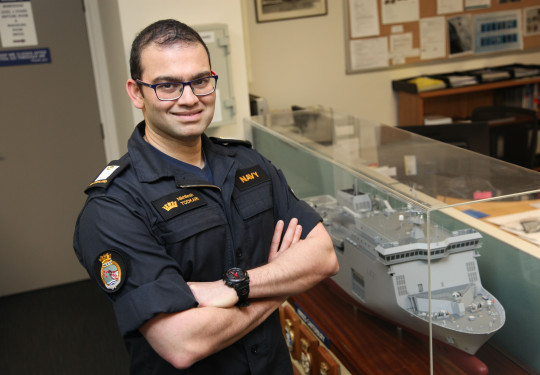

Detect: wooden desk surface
[437, 197, 540, 219]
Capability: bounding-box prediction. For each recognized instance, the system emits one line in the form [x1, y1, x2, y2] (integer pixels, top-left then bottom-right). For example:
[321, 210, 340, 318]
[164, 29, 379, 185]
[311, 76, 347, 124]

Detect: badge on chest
[152, 189, 208, 221]
[235, 165, 270, 191]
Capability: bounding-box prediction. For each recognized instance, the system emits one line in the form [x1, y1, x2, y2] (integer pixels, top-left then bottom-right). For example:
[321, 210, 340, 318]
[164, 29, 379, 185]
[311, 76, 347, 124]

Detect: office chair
[471, 106, 538, 169]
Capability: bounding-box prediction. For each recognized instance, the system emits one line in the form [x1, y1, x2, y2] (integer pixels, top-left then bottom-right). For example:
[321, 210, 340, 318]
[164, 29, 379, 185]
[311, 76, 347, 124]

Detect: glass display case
[244, 107, 540, 375]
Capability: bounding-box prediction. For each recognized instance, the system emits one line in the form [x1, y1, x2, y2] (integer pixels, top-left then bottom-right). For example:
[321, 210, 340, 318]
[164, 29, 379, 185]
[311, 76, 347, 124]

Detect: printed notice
[350, 37, 389, 71]
[448, 14, 473, 57]
[437, 0, 463, 15]
[0, 0, 38, 48]
[348, 0, 380, 38]
[473, 10, 522, 54]
[420, 16, 446, 60]
[524, 6, 540, 36]
[390, 32, 419, 64]
[0, 48, 50, 67]
[381, 0, 419, 25]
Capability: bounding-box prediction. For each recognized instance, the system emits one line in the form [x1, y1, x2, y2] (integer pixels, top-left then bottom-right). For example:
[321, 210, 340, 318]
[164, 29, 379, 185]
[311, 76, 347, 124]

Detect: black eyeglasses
[136, 72, 218, 101]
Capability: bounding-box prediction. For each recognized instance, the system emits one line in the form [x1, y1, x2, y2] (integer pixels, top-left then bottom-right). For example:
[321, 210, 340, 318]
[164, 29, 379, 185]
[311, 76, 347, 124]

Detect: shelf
[393, 65, 540, 125]
[417, 76, 540, 98]
[396, 78, 540, 125]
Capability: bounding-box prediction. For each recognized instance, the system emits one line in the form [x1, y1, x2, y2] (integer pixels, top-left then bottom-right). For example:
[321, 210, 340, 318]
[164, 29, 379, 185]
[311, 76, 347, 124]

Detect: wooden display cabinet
[396, 77, 540, 126]
[289, 279, 531, 375]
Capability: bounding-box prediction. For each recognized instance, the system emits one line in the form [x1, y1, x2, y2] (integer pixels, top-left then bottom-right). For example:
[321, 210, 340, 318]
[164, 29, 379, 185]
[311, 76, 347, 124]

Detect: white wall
[244, 1, 540, 126]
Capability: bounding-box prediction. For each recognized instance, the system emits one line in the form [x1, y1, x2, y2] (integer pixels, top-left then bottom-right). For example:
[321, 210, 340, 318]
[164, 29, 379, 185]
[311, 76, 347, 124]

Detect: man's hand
[187, 280, 238, 308]
[188, 219, 302, 308]
[268, 218, 302, 263]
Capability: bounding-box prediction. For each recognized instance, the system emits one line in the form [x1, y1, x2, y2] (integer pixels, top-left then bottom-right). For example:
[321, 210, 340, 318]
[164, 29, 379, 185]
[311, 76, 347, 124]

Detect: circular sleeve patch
[93, 250, 128, 293]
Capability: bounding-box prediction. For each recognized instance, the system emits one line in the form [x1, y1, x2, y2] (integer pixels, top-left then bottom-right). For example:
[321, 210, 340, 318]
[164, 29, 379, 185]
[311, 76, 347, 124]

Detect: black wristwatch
[223, 267, 250, 307]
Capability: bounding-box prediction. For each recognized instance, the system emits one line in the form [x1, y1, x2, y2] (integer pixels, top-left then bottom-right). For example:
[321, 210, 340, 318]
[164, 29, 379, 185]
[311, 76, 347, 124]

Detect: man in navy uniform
[74, 19, 339, 374]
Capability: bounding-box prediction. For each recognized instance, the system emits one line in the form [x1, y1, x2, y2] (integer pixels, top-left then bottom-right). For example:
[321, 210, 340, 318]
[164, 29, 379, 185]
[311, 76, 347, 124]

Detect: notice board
[344, 0, 540, 73]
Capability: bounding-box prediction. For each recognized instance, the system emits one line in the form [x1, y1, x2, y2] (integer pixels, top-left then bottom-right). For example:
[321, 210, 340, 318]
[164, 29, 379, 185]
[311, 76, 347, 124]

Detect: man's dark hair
[129, 19, 211, 80]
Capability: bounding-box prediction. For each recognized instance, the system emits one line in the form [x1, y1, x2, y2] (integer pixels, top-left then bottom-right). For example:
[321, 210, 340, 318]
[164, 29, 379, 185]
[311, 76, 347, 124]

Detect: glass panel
[245, 107, 540, 375]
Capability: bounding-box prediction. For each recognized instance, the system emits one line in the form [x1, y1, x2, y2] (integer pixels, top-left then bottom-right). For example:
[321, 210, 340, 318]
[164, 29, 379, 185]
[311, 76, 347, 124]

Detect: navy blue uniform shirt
[73, 122, 321, 374]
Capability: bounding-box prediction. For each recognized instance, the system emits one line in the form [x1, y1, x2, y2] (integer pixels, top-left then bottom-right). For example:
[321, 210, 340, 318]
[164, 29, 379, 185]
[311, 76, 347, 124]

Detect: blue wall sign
[0, 47, 50, 67]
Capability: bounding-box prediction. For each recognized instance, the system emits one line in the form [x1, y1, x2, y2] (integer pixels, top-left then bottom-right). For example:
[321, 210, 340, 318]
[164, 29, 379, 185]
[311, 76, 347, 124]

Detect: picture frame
[255, 0, 328, 23]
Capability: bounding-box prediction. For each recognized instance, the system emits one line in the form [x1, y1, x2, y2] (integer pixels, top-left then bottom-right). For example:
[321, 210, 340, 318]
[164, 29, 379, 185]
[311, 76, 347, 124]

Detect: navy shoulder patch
[93, 250, 128, 293]
[85, 159, 128, 193]
[210, 137, 252, 148]
[235, 165, 270, 191]
[152, 189, 208, 221]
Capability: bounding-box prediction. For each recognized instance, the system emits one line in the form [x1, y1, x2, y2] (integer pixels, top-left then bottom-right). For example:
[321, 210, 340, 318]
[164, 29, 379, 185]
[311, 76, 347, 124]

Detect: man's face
[133, 42, 216, 143]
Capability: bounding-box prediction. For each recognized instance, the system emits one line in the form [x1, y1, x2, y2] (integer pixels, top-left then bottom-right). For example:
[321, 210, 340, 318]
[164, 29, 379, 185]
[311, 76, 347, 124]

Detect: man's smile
[171, 109, 204, 119]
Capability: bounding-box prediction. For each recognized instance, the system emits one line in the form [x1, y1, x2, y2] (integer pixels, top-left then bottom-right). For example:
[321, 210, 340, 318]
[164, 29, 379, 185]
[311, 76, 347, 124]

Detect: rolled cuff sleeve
[113, 272, 198, 336]
[284, 199, 322, 239]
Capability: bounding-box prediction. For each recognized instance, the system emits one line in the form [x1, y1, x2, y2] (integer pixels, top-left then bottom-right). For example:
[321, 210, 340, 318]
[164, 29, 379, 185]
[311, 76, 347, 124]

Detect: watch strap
[223, 268, 250, 307]
[235, 283, 250, 307]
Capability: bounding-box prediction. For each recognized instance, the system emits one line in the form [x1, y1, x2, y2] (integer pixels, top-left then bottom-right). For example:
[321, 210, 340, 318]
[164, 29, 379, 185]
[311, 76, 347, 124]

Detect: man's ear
[126, 79, 145, 109]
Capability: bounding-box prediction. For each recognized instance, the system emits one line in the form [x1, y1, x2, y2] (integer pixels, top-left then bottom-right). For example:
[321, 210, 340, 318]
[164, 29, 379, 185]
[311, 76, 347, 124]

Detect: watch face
[226, 268, 246, 281]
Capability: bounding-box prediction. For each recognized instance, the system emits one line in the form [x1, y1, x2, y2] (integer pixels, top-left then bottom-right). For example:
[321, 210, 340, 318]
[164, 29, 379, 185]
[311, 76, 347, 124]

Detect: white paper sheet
[350, 37, 389, 70]
[486, 209, 540, 246]
[349, 0, 380, 38]
[0, 0, 38, 48]
[437, 0, 464, 15]
[381, 0, 419, 25]
[420, 16, 446, 60]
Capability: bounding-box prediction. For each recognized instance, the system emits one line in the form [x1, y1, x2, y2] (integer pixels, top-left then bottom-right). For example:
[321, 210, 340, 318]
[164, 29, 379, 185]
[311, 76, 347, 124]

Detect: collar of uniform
[200, 133, 236, 188]
[128, 121, 173, 183]
[127, 121, 237, 184]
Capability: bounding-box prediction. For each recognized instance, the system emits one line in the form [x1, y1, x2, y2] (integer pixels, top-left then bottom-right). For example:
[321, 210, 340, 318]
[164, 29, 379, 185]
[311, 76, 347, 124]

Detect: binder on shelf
[392, 76, 446, 93]
[406, 76, 446, 92]
[499, 64, 540, 79]
[466, 68, 511, 83]
[433, 73, 478, 88]
[392, 64, 540, 94]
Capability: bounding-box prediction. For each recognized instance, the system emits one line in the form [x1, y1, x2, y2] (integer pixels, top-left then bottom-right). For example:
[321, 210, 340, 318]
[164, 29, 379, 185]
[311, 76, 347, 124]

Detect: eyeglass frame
[135, 71, 219, 101]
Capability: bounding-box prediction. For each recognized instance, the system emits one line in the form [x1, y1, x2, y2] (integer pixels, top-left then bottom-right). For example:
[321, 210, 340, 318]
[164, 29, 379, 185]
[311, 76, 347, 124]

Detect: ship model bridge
[336, 194, 484, 266]
[310, 189, 483, 266]
[374, 228, 482, 266]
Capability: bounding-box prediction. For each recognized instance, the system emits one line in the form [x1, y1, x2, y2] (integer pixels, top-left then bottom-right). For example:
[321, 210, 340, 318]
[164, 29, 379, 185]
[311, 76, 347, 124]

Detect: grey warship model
[304, 187, 506, 356]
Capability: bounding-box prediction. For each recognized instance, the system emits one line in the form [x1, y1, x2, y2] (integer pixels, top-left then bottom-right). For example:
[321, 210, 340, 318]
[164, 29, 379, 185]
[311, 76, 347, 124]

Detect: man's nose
[177, 84, 199, 104]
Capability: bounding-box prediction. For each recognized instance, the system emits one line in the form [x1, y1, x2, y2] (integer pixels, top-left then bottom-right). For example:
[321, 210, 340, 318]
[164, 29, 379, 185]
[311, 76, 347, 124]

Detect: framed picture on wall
[255, 0, 328, 23]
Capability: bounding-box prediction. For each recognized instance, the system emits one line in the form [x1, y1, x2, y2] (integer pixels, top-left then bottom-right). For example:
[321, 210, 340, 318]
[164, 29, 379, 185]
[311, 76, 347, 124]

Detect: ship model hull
[305, 190, 505, 357]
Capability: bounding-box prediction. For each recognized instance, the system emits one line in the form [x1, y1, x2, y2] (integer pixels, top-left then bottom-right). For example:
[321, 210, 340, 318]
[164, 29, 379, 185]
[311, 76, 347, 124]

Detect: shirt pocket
[233, 181, 274, 220]
[156, 204, 226, 244]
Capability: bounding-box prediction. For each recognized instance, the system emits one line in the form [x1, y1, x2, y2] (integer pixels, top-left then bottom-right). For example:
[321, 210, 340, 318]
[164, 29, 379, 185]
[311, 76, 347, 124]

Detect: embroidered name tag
[235, 165, 270, 191]
[152, 189, 207, 221]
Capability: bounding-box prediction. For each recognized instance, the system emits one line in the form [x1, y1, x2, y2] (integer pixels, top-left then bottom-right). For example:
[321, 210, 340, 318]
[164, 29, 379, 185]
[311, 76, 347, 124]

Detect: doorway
[0, 0, 106, 296]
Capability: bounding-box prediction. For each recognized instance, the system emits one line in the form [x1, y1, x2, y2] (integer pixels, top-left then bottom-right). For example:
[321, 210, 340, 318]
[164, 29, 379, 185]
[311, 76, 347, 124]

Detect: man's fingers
[292, 224, 302, 244]
[269, 220, 285, 255]
[279, 218, 298, 251]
